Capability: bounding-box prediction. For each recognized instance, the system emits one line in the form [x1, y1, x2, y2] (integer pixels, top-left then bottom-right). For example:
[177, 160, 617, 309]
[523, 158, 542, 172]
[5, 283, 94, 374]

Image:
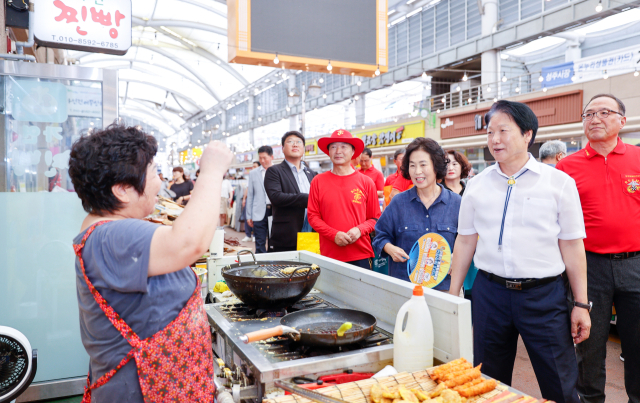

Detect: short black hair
[401, 138, 449, 181]
[485, 100, 538, 148]
[362, 148, 373, 158]
[585, 93, 626, 116]
[393, 148, 406, 161]
[69, 124, 158, 215]
[258, 145, 273, 156]
[282, 131, 305, 146]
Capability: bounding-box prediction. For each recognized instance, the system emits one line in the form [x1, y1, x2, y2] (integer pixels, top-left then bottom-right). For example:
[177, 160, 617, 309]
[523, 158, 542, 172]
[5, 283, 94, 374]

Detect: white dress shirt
[458, 154, 586, 279]
[284, 159, 311, 194]
[260, 166, 271, 204]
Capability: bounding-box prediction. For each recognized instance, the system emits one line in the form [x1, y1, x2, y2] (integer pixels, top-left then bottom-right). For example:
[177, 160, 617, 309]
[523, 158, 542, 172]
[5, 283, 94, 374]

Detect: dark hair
[485, 100, 538, 148]
[393, 148, 406, 161]
[173, 166, 189, 182]
[69, 124, 158, 215]
[585, 93, 626, 116]
[282, 131, 305, 146]
[253, 160, 261, 166]
[196, 169, 200, 176]
[362, 148, 373, 158]
[447, 150, 472, 179]
[258, 145, 273, 156]
[401, 138, 449, 181]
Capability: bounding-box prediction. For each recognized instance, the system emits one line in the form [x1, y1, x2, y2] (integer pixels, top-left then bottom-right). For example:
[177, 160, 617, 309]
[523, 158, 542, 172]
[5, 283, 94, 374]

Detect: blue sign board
[541, 61, 574, 88]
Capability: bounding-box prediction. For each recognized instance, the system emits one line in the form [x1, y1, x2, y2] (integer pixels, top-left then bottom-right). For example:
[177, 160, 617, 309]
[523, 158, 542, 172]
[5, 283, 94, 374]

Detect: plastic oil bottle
[393, 285, 434, 372]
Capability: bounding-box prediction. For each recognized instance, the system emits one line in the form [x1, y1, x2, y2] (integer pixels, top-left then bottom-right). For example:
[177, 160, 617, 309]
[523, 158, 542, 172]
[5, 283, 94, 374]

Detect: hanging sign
[407, 233, 452, 289]
[34, 0, 132, 55]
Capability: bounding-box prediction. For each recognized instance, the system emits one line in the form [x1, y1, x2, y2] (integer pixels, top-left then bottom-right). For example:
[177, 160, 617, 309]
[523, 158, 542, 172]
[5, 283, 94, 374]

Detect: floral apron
[74, 221, 215, 403]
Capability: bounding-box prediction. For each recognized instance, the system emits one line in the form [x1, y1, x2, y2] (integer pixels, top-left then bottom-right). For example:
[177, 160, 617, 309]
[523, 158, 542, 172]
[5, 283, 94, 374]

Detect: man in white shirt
[448, 100, 591, 403]
[246, 146, 273, 253]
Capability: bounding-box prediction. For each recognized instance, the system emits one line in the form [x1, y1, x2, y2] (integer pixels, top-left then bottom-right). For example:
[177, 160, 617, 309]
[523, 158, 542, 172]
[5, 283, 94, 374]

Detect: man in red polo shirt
[359, 148, 384, 198]
[308, 129, 380, 270]
[557, 93, 640, 403]
[383, 148, 405, 207]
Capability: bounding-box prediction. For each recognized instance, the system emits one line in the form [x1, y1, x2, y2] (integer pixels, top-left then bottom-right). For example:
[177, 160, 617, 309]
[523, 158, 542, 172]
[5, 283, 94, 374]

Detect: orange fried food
[431, 358, 469, 380]
[452, 378, 483, 392]
[444, 365, 482, 388]
[439, 364, 475, 382]
[457, 379, 497, 398]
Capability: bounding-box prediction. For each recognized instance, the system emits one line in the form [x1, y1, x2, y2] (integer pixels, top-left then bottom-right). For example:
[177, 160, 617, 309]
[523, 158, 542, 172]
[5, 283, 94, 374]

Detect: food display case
[0, 61, 118, 401]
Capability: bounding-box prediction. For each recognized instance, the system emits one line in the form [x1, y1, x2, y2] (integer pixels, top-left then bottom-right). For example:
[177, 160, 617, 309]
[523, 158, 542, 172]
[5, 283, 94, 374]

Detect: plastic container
[393, 285, 434, 372]
[209, 227, 225, 258]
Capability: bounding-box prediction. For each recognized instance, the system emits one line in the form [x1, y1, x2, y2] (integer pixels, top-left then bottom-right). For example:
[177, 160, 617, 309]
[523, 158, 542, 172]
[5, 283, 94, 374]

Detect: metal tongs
[274, 380, 350, 403]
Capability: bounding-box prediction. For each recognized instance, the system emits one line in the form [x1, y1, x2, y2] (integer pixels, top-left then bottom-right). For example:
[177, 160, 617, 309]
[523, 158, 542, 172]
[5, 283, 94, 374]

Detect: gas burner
[256, 308, 287, 318]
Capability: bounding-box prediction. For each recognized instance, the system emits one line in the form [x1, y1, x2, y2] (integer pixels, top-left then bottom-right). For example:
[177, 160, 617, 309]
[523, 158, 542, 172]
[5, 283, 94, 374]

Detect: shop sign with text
[355, 121, 425, 149]
[34, 0, 132, 55]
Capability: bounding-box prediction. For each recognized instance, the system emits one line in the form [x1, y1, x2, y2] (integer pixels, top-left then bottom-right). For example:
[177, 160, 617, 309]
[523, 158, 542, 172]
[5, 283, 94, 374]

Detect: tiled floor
[34, 227, 629, 403]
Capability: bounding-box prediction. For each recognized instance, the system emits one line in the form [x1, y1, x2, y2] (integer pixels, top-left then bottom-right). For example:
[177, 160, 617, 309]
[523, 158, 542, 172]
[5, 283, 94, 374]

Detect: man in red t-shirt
[308, 129, 380, 270]
[359, 148, 384, 198]
[557, 94, 640, 403]
[384, 149, 405, 206]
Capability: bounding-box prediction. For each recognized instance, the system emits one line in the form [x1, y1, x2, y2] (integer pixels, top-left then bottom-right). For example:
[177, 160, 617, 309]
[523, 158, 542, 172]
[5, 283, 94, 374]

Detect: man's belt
[597, 251, 640, 260]
[479, 270, 560, 291]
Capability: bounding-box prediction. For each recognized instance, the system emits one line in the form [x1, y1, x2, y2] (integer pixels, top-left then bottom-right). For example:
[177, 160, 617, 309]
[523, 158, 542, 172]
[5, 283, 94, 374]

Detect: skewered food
[444, 365, 482, 388]
[430, 358, 470, 381]
[452, 378, 483, 392]
[457, 379, 497, 398]
[280, 266, 310, 275]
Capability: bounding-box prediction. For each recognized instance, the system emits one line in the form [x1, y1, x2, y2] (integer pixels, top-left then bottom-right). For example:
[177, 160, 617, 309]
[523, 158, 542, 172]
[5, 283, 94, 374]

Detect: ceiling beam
[132, 16, 226, 36]
[119, 77, 205, 111]
[176, 0, 226, 18]
[120, 97, 180, 128]
[81, 58, 217, 98]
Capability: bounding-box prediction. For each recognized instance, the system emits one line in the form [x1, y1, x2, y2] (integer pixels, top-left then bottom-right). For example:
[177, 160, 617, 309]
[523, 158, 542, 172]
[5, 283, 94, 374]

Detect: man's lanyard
[498, 169, 529, 251]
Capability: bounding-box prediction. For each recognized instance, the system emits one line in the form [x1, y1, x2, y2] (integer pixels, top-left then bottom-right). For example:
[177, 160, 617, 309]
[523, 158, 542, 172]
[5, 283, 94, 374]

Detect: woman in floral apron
[68, 124, 234, 402]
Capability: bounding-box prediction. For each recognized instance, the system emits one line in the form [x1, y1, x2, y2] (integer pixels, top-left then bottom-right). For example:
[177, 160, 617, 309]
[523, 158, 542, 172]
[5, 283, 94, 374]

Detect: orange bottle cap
[413, 285, 424, 296]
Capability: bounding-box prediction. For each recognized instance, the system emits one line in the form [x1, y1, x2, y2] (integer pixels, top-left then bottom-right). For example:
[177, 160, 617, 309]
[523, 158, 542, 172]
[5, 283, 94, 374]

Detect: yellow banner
[304, 139, 318, 156]
[353, 120, 425, 149]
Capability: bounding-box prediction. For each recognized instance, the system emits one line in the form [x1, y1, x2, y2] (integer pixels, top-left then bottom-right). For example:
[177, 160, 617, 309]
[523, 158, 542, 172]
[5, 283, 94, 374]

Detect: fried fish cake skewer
[457, 379, 497, 398]
[452, 378, 483, 392]
[438, 363, 474, 382]
[431, 358, 468, 380]
[444, 365, 482, 388]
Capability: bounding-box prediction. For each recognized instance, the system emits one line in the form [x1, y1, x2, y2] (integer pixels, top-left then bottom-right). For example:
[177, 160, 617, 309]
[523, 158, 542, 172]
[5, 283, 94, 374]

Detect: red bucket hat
[317, 129, 365, 158]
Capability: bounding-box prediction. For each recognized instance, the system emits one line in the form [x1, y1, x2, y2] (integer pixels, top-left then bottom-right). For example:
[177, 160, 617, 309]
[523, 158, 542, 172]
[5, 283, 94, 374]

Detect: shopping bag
[297, 232, 321, 254]
[372, 251, 389, 275]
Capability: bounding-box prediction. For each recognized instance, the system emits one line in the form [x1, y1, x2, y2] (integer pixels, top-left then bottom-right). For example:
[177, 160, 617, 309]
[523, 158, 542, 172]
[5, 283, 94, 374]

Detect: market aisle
[223, 225, 256, 253]
[512, 335, 626, 402]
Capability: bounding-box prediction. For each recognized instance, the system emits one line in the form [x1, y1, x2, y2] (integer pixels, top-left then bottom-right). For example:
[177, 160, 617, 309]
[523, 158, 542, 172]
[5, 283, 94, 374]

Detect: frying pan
[239, 308, 377, 347]
[221, 250, 321, 308]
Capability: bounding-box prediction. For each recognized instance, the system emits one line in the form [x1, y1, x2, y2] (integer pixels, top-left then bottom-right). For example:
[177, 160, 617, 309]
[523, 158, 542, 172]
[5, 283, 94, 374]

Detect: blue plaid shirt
[373, 184, 461, 290]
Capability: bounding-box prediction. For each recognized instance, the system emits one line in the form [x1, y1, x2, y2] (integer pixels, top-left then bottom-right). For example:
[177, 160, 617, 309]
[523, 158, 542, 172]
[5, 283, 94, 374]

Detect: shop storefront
[438, 90, 585, 172]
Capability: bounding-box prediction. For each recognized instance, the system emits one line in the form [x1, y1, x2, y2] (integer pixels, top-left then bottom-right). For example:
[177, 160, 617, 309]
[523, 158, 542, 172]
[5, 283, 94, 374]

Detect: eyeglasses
[581, 109, 624, 121]
[285, 140, 303, 146]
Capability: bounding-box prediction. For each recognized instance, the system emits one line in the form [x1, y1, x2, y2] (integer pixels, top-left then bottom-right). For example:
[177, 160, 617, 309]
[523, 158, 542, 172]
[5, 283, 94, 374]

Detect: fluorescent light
[406, 7, 423, 17]
[390, 16, 406, 26]
[388, 9, 396, 15]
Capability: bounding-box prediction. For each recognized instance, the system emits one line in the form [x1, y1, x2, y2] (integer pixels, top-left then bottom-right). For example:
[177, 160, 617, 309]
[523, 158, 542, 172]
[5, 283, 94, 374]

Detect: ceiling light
[595, 0, 603, 12]
[603, 70, 608, 79]
[635, 69, 639, 77]
[571, 75, 577, 82]
[436, 109, 441, 113]
[455, 85, 461, 92]
[274, 53, 279, 64]
[462, 72, 468, 81]
[319, 77, 324, 84]
[493, 98, 498, 102]
[468, 98, 473, 103]
[322, 93, 327, 99]
[500, 53, 509, 60]
[441, 96, 446, 103]
[257, 104, 262, 110]
[286, 106, 290, 111]
[487, 86, 492, 92]
[538, 76, 544, 82]
[197, 140, 201, 143]
[515, 87, 520, 92]
[357, 80, 362, 86]
[354, 95, 360, 101]
[189, 143, 192, 147]
[543, 87, 548, 92]
[233, 115, 236, 120]
[179, 112, 183, 117]
[327, 60, 332, 71]
[375, 65, 380, 76]
[421, 72, 427, 79]
[258, 117, 262, 121]
[239, 125, 242, 129]
[502, 73, 507, 82]
[361, 125, 365, 129]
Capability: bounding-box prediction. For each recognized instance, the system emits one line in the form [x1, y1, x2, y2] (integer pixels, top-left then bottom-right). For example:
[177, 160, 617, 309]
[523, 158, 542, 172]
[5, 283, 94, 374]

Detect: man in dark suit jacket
[264, 131, 317, 252]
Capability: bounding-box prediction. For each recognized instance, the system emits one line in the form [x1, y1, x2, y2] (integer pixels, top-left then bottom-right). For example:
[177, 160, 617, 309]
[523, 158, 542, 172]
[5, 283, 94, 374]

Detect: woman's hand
[200, 140, 234, 176]
[383, 243, 410, 262]
[176, 196, 184, 204]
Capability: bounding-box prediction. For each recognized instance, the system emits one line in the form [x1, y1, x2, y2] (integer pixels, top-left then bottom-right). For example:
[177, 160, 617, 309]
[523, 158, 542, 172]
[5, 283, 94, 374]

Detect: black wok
[239, 308, 377, 347]
[221, 250, 321, 308]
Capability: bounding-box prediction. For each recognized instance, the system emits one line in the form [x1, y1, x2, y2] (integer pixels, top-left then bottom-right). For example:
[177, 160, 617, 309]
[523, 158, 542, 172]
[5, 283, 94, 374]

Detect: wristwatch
[573, 301, 593, 312]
